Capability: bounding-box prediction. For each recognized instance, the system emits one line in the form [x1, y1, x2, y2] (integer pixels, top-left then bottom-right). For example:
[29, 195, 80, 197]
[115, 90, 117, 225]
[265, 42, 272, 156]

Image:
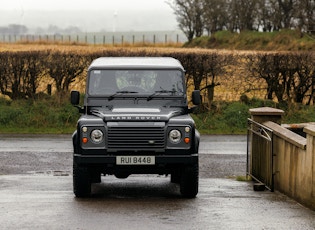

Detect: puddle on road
[27, 170, 71, 176]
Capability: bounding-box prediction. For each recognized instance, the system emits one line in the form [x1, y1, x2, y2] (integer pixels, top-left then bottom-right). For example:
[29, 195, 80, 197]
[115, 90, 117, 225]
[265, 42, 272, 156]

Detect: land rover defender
[71, 57, 200, 198]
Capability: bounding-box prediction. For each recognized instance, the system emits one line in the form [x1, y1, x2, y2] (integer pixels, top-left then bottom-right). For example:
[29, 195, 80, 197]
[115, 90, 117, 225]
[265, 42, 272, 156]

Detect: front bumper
[74, 154, 198, 165]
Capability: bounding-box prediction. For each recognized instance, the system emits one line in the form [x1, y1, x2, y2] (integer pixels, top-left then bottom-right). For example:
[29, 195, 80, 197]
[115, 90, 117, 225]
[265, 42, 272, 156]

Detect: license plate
[116, 156, 155, 165]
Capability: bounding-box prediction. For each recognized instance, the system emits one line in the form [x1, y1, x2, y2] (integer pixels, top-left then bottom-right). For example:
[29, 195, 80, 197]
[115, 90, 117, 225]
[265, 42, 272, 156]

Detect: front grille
[107, 124, 165, 149]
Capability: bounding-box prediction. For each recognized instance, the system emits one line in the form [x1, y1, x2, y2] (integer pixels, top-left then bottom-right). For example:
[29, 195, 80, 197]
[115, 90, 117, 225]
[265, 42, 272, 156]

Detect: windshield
[88, 70, 185, 96]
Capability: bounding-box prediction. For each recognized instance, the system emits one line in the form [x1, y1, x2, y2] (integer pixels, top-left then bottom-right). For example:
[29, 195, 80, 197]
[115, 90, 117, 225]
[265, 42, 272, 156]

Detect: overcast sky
[0, 0, 178, 32]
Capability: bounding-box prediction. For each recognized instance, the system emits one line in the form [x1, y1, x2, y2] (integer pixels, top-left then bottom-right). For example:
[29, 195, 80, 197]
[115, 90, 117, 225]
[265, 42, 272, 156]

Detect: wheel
[73, 162, 91, 197]
[114, 173, 130, 179]
[180, 163, 199, 198]
[170, 170, 180, 184]
[91, 170, 101, 183]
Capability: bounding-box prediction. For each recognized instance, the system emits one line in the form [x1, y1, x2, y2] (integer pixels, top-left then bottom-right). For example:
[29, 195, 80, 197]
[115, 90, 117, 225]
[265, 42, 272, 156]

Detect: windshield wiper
[108, 91, 138, 101]
[147, 89, 177, 101]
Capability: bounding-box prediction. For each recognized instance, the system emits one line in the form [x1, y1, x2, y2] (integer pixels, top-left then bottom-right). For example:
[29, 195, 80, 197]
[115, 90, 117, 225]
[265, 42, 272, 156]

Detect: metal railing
[0, 32, 187, 45]
[247, 118, 274, 191]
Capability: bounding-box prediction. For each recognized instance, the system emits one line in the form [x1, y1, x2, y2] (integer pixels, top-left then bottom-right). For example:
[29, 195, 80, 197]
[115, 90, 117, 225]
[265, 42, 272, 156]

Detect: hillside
[186, 30, 315, 51]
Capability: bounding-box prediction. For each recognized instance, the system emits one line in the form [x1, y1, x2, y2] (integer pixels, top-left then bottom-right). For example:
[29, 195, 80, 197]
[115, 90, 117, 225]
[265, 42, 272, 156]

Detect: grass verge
[0, 97, 79, 134]
[0, 97, 314, 134]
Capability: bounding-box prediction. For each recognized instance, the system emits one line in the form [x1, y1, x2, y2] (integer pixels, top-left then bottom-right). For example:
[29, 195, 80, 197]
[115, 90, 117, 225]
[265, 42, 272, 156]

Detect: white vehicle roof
[88, 57, 185, 71]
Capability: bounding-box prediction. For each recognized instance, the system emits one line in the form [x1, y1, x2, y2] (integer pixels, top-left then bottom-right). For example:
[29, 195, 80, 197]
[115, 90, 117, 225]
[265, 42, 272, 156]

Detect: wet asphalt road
[0, 134, 314, 229]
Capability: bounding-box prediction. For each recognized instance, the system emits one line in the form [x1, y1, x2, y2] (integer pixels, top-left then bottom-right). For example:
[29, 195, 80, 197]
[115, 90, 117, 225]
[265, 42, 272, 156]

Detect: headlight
[169, 129, 182, 144]
[90, 129, 104, 144]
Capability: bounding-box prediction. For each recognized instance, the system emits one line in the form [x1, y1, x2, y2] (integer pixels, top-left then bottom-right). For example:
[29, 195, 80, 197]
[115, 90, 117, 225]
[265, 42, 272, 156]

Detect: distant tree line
[0, 24, 82, 35]
[0, 24, 28, 35]
[0, 49, 314, 106]
[169, 0, 315, 42]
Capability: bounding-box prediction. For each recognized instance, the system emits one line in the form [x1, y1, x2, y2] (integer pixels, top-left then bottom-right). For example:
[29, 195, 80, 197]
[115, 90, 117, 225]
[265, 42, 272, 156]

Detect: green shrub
[282, 104, 315, 124]
[0, 98, 79, 133]
[0, 106, 23, 125]
[222, 102, 249, 132]
[192, 101, 251, 134]
[0, 97, 314, 134]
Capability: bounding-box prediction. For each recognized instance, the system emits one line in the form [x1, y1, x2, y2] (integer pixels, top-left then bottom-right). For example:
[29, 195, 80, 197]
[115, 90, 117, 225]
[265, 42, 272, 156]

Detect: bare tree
[288, 52, 315, 103]
[46, 51, 87, 95]
[0, 52, 10, 98]
[169, 0, 314, 35]
[168, 0, 204, 42]
[203, 0, 228, 34]
[227, 0, 261, 31]
[200, 52, 231, 104]
[295, 0, 315, 32]
[0, 51, 45, 99]
[23, 51, 48, 98]
[247, 52, 287, 102]
[179, 51, 230, 106]
[247, 51, 315, 104]
[267, 0, 298, 29]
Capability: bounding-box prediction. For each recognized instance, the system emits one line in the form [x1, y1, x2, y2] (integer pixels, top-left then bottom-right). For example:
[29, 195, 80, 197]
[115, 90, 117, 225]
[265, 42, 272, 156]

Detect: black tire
[180, 163, 199, 198]
[91, 170, 101, 183]
[170, 170, 181, 184]
[73, 162, 91, 198]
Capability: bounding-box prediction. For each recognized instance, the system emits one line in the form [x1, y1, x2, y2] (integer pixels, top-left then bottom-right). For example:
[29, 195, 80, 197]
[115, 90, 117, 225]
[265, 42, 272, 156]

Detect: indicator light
[82, 137, 88, 144]
[184, 137, 190, 144]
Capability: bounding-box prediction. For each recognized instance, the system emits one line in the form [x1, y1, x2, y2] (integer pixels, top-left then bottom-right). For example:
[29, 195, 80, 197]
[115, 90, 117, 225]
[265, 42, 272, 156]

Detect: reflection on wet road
[0, 134, 73, 152]
[200, 135, 246, 155]
[0, 175, 314, 230]
[0, 134, 314, 229]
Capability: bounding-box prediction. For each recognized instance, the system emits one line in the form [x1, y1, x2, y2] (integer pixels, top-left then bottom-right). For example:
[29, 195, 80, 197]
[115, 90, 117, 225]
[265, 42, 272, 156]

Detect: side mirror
[192, 90, 201, 105]
[71, 91, 80, 105]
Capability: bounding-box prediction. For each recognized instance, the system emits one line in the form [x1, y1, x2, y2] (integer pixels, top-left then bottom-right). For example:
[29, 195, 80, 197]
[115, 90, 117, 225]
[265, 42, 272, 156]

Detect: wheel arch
[194, 129, 200, 153]
[72, 130, 78, 154]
